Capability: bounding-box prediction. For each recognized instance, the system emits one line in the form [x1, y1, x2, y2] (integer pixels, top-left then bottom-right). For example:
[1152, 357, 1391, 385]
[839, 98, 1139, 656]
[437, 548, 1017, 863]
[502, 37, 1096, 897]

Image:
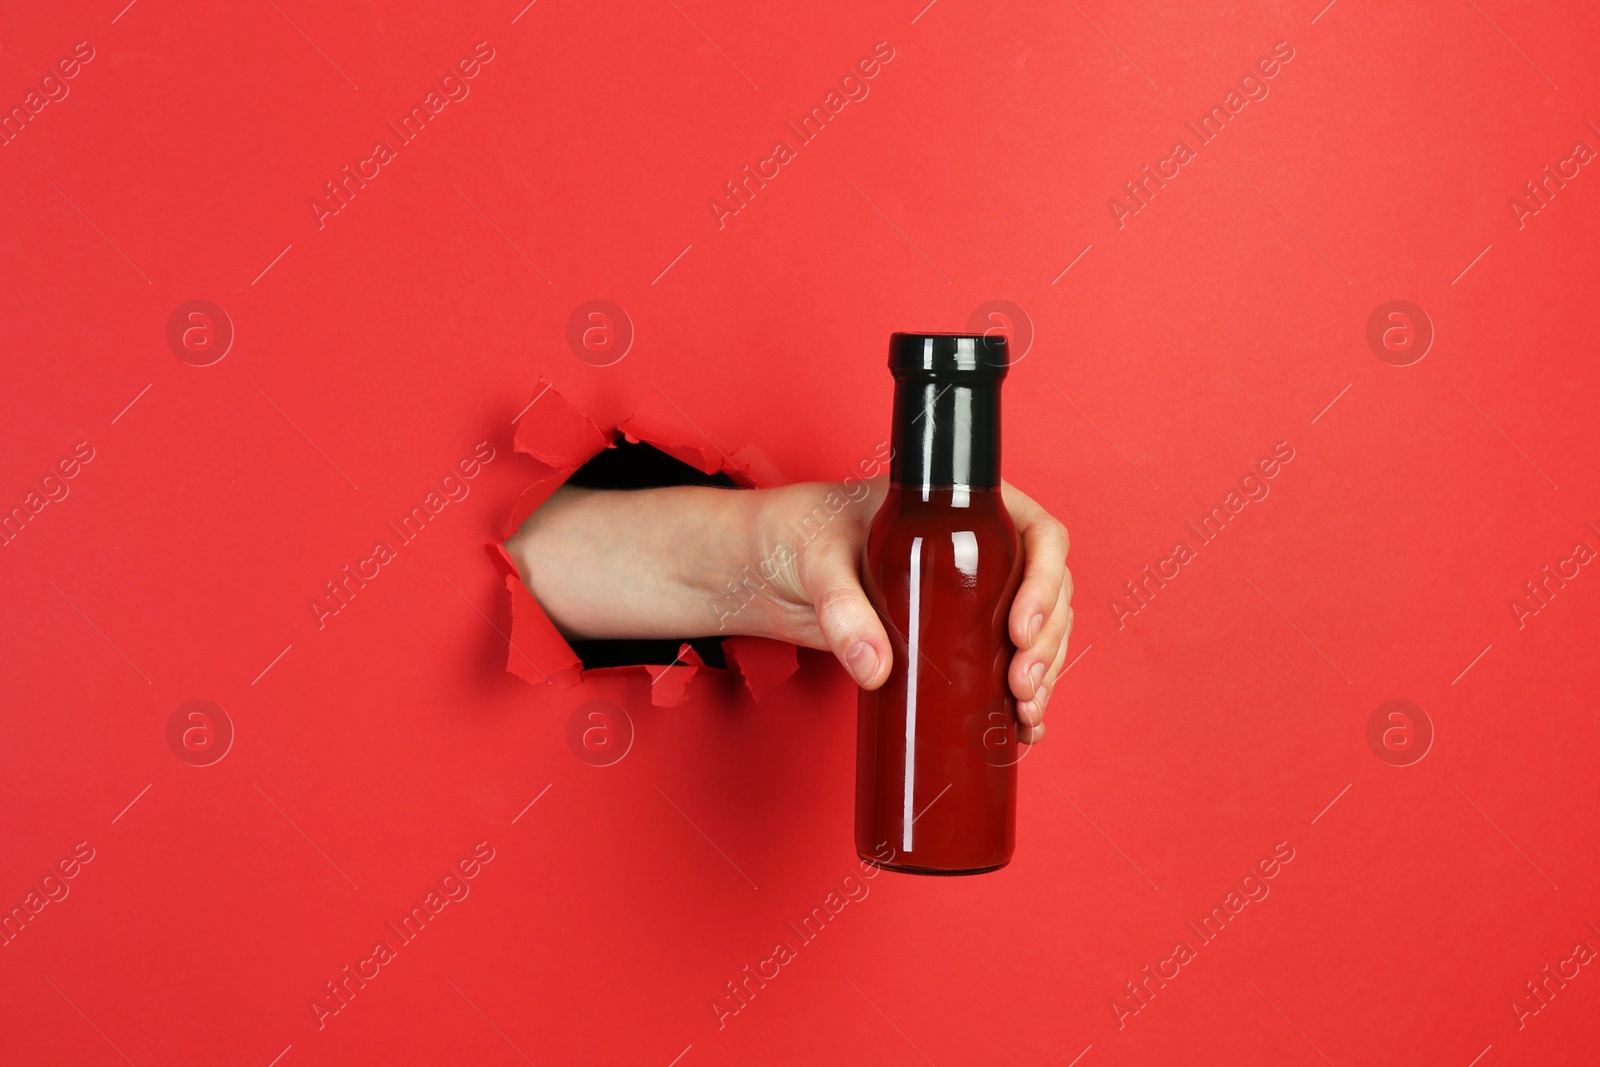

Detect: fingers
[1000, 483, 1072, 746]
[1012, 577, 1069, 698]
[1014, 578, 1070, 741]
[1003, 484, 1070, 653]
[799, 533, 893, 690]
[1017, 630, 1070, 746]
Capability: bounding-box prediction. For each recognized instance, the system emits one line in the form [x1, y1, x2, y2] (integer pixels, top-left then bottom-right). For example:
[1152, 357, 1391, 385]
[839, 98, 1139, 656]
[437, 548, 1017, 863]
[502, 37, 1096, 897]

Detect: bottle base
[860, 856, 1010, 877]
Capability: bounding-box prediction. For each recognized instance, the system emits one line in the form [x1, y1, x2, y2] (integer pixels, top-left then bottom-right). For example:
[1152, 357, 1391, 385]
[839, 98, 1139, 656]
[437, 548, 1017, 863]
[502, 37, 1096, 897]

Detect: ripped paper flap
[723, 636, 800, 702]
[617, 414, 728, 479]
[646, 643, 705, 707]
[497, 556, 583, 687]
[498, 383, 794, 700]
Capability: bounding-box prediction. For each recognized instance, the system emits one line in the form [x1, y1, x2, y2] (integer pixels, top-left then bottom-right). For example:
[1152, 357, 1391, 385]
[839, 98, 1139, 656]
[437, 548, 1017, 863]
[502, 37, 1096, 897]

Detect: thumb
[800, 535, 893, 690]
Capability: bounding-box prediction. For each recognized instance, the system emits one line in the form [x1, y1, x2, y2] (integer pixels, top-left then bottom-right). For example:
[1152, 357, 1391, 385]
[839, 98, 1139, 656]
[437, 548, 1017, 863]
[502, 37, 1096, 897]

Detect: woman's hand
[743, 478, 1072, 744]
[505, 478, 1073, 743]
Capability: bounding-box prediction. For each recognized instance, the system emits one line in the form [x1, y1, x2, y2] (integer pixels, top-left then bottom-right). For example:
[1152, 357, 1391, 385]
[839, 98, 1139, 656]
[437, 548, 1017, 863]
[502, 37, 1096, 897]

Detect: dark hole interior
[563, 436, 737, 670]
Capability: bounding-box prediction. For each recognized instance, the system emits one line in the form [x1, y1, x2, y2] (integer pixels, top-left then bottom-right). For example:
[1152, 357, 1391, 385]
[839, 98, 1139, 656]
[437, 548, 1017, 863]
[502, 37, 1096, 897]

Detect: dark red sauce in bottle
[855, 333, 1023, 874]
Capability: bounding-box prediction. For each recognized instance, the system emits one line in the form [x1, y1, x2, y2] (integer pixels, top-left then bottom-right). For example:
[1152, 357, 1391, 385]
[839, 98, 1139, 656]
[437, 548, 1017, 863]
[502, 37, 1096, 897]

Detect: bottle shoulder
[871, 487, 1017, 535]
[866, 488, 1020, 570]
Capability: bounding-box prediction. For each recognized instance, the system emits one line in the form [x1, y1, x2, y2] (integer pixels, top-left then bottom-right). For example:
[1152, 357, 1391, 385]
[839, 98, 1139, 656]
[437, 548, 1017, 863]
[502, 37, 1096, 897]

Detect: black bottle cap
[888, 332, 1010, 378]
[886, 333, 1006, 490]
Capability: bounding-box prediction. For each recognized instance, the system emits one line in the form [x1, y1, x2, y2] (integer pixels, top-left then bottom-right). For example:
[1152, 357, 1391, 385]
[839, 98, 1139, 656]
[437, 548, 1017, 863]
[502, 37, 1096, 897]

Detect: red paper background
[3, 0, 1599, 1064]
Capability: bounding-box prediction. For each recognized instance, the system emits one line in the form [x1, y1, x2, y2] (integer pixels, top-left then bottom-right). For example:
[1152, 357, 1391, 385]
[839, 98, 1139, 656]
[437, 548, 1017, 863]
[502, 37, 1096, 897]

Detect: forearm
[503, 474, 1070, 743]
[506, 483, 763, 640]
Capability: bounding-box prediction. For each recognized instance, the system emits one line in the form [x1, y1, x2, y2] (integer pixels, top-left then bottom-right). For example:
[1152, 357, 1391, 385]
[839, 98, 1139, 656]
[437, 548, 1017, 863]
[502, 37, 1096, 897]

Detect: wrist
[693, 486, 801, 640]
[672, 486, 755, 632]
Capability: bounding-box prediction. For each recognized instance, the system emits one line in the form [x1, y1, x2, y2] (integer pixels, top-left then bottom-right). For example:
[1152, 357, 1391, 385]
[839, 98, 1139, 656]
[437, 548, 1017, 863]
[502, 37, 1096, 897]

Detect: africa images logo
[308, 42, 497, 229]
[706, 41, 896, 229]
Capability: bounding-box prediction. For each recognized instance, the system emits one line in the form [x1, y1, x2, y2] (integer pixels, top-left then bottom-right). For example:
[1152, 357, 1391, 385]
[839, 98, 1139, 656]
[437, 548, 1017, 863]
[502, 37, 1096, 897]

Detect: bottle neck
[889, 376, 1002, 498]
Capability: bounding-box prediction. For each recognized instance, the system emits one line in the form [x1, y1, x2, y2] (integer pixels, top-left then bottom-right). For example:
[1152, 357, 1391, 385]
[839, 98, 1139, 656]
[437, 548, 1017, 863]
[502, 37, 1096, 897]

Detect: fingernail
[846, 641, 879, 686]
[1029, 662, 1045, 695]
[1036, 684, 1050, 710]
[1027, 613, 1044, 646]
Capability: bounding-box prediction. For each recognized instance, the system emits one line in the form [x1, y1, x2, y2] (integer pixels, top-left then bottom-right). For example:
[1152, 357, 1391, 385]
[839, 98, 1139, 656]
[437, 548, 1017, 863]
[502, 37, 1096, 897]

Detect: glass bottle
[856, 332, 1024, 874]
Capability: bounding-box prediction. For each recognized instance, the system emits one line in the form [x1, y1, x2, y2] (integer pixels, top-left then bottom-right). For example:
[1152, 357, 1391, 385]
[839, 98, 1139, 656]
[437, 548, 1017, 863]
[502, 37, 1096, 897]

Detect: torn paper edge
[493, 380, 794, 701]
[645, 643, 705, 707]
